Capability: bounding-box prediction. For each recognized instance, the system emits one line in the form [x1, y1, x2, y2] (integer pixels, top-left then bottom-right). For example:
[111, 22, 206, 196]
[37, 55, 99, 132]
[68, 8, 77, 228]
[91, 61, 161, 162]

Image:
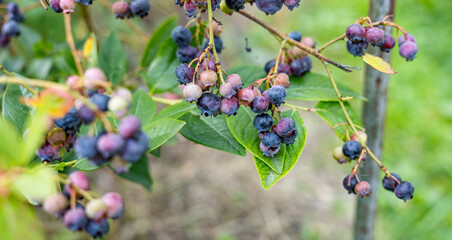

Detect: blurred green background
[2, 0, 452, 239]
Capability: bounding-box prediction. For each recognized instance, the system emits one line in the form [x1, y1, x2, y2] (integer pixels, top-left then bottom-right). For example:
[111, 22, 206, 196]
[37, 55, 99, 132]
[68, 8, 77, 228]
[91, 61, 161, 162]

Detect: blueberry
[281, 128, 297, 144]
[97, 134, 125, 158]
[118, 115, 141, 139]
[365, 27, 385, 46]
[397, 33, 416, 46]
[220, 96, 239, 116]
[225, 0, 246, 11]
[237, 88, 255, 106]
[87, 89, 99, 97]
[253, 113, 273, 132]
[264, 59, 276, 73]
[199, 70, 218, 89]
[85, 219, 110, 238]
[176, 45, 198, 63]
[355, 181, 371, 198]
[64, 208, 88, 231]
[350, 131, 367, 143]
[274, 118, 296, 137]
[266, 85, 286, 107]
[197, 92, 221, 117]
[183, 83, 203, 102]
[43, 193, 69, 214]
[60, 0, 76, 14]
[85, 199, 107, 221]
[130, 0, 151, 18]
[343, 174, 361, 194]
[90, 94, 110, 112]
[0, 33, 10, 48]
[255, 0, 283, 15]
[346, 24, 366, 42]
[260, 141, 280, 157]
[261, 131, 281, 148]
[283, 0, 300, 11]
[275, 73, 290, 88]
[183, 0, 198, 17]
[121, 138, 146, 163]
[77, 105, 96, 124]
[394, 181, 414, 202]
[6, 3, 24, 23]
[290, 57, 311, 77]
[342, 140, 362, 159]
[203, 36, 224, 54]
[379, 34, 395, 52]
[102, 192, 124, 219]
[382, 173, 402, 192]
[288, 31, 302, 42]
[225, 74, 242, 91]
[84, 67, 108, 90]
[175, 63, 195, 85]
[202, 57, 217, 72]
[346, 39, 368, 57]
[2, 21, 20, 37]
[219, 82, 236, 98]
[175, 0, 184, 7]
[55, 108, 82, 134]
[250, 96, 270, 114]
[112, 1, 132, 19]
[399, 41, 417, 61]
[68, 171, 91, 192]
[332, 146, 346, 163]
[75, 136, 99, 159]
[277, 63, 291, 75]
[171, 26, 192, 47]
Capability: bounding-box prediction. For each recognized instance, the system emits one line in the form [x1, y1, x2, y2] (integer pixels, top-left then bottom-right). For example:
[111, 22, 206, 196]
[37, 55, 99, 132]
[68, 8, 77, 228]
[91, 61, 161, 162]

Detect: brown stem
[64, 14, 84, 76]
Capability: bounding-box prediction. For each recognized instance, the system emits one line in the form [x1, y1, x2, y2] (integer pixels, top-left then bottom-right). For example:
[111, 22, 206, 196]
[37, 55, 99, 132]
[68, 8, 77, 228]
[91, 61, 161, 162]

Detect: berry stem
[98, 113, 114, 133]
[38, 0, 48, 10]
[284, 103, 322, 112]
[0, 66, 37, 95]
[64, 14, 84, 76]
[58, 176, 94, 201]
[206, 0, 225, 84]
[151, 96, 183, 105]
[273, 40, 287, 78]
[238, 10, 359, 72]
[317, 34, 346, 53]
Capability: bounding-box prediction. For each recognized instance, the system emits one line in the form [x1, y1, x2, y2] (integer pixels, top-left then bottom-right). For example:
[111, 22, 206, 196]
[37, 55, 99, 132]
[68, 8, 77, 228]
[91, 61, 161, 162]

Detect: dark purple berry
[343, 174, 361, 194]
[130, 0, 151, 18]
[260, 141, 280, 157]
[281, 128, 298, 144]
[202, 57, 217, 72]
[266, 85, 286, 107]
[176, 45, 198, 63]
[346, 39, 368, 57]
[394, 181, 414, 202]
[283, 0, 300, 10]
[97, 134, 125, 158]
[171, 26, 192, 47]
[264, 59, 275, 73]
[342, 140, 362, 160]
[255, 0, 283, 15]
[90, 94, 110, 112]
[274, 118, 296, 137]
[197, 92, 221, 117]
[64, 208, 88, 231]
[365, 27, 385, 46]
[379, 34, 395, 52]
[290, 56, 311, 76]
[220, 96, 239, 116]
[85, 219, 110, 238]
[346, 24, 366, 42]
[277, 63, 291, 75]
[49, 0, 64, 13]
[0, 34, 10, 48]
[175, 63, 195, 85]
[75, 0, 93, 6]
[75, 136, 99, 159]
[288, 31, 302, 42]
[118, 115, 141, 139]
[399, 41, 417, 61]
[250, 96, 270, 114]
[355, 181, 371, 198]
[253, 113, 273, 132]
[225, 0, 246, 11]
[2, 21, 20, 37]
[382, 173, 401, 192]
[77, 105, 96, 124]
[55, 108, 82, 134]
[261, 131, 281, 149]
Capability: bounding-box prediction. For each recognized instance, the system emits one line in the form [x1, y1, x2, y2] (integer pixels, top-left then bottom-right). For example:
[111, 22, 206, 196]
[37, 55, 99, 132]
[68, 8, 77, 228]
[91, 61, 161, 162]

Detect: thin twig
[317, 34, 346, 53]
[64, 14, 84, 76]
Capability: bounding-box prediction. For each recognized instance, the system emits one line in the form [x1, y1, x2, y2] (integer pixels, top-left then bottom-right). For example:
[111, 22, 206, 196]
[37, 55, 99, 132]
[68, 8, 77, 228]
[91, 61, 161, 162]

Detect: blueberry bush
[0, 0, 419, 238]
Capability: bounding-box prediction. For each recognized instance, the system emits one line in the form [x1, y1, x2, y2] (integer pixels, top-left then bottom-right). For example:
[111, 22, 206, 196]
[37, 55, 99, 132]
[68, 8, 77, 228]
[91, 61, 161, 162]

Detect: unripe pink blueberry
[97, 133, 125, 158]
[365, 27, 385, 46]
[226, 74, 242, 90]
[114, 88, 132, 103]
[85, 199, 107, 221]
[68, 171, 90, 192]
[355, 181, 371, 198]
[220, 96, 239, 116]
[219, 82, 236, 98]
[380, 34, 396, 52]
[399, 41, 418, 61]
[398, 33, 416, 46]
[66, 75, 80, 90]
[118, 115, 141, 139]
[84, 67, 107, 90]
[60, 0, 75, 14]
[183, 83, 203, 102]
[301, 37, 315, 48]
[238, 88, 255, 106]
[350, 131, 368, 143]
[43, 193, 69, 214]
[275, 73, 290, 88]
[102, 192, 124, 219]
[199, 70, 218, 88]
[112, 1, 130, 19]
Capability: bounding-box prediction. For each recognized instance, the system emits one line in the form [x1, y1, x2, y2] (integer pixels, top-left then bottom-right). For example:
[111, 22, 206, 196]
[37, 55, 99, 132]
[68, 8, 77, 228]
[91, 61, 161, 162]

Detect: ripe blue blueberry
[342, 140, 362, 159]
[343, 174, 361, 194]
[281, 128, 298, 145]
[220, 96, 239, 116]
[253, 113, 273, 133]
[75, 136, 99, 159]
[90, 93, 110, 112]
[288, 31, 302, 42]
[55, 107, 82, 134]
[171, 26, 192, 47]
[2, 21, 20, 37]
[130, 0, 151, 18]
[346, 24, 366, 42]
[197, 92, 221, 117]
[7, 3, 24, 23]
[255, 0, 283, 15]
[121, 138, 146, 163]
[225, 0, 246, 11]
[175, 63, 195, 85]
[382, 173, 401, 192]
[250, 96, 270, 114]
[264, 59, 275, 73]
[266, 85, 286, 107]
[176, 45, 198, 63]
[64, 208, 88, 231]
[85, 219, 110, 238]
[394, 181, 414, 202]
[346, 39, 368, 57]
[290, 56, 311, 76]
[261, 131, 281, 149]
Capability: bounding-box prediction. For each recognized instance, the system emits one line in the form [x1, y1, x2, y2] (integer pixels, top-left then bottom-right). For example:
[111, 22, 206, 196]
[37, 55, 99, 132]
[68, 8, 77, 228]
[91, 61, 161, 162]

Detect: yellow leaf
[361, 53, 397, 75]
[83, 35, 94, 58]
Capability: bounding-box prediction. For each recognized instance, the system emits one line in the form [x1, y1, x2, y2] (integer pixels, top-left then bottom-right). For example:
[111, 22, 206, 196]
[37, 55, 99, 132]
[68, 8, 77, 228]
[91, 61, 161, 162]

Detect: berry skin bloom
[183, 83, 203, 102]
[64, 208, 88, 231]
[394, 181, 414, 202]
[196, 92, 221, 117]
[90, 94, 110, 112]
[171, 26, 192, 47]
[290, 57, 312, 77]
[43, 193, 69, 214]
[281, 128, 298, 144]
[266, 85, 287, 107]
[382, 173, 402, 192]
[130, 0, 151, 18]
[274, 118, 296, 138]
[250, 96, 270, 114]
[343, 174, 361, 194]
[253, 113, 273, 132]
[354, 181, 371, 198]
[346, 39, 368, 57]
[261, 132, 281, 149]
[379, 34, 396, 52]
[255, 0, 283, 15]
[85, 219, 110, 239]
[175, 63, 195, 85]
[399, 41, 418, 61]
[342, 140, 362, 159]
[176, 45, 198, 63]
[75, 136, 99, 159]
[398, 33, 416, 46]
[121, 138, 147, 163]
[260, 141, 280, 157]
[365, 27, 385, 46]
[346, 24, 366, 42]
[1, 21, 20, 37]
[220, 96, 239, 116]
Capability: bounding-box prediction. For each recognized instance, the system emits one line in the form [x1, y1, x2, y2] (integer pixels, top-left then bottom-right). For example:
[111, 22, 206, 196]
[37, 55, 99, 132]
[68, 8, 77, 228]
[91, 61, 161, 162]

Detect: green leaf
[0, 118, 22, 169]
[314, 101, 363, 141]
[25, 58, 52, 79]
[227, 107, 285, 173]
[143, 118, 186, 151]
[146, 38, 179, 94]
[74, 159, 104, 171]
[2, 84, 32, 133]
[153, 102, 196, 121]
[287, 73, 365, 101]
[99, 32, 128, 85]
[0, 199, 45, 240]
[130, 89, 156, 126]
[254, 110, 307, 189]
[20, 111, 48, 165]
[150, 147, 161, 158]
[227, 65, 266, 86]
[141, 16, 178, 67]
[116, 155, 152, 191]
[12, 166, 57, 202]
[179, 110, 246, 156]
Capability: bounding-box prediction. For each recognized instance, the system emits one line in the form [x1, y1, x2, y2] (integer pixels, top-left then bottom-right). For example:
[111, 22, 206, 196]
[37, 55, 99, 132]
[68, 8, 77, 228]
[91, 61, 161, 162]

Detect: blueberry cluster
[111, 0, 151, 19]
[264, 32, 314, 77]
[345, 23, 418, 61]
[382, 173, 414, 202]
[42, 171, 124, 238]
[0, 3, 25, 48]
